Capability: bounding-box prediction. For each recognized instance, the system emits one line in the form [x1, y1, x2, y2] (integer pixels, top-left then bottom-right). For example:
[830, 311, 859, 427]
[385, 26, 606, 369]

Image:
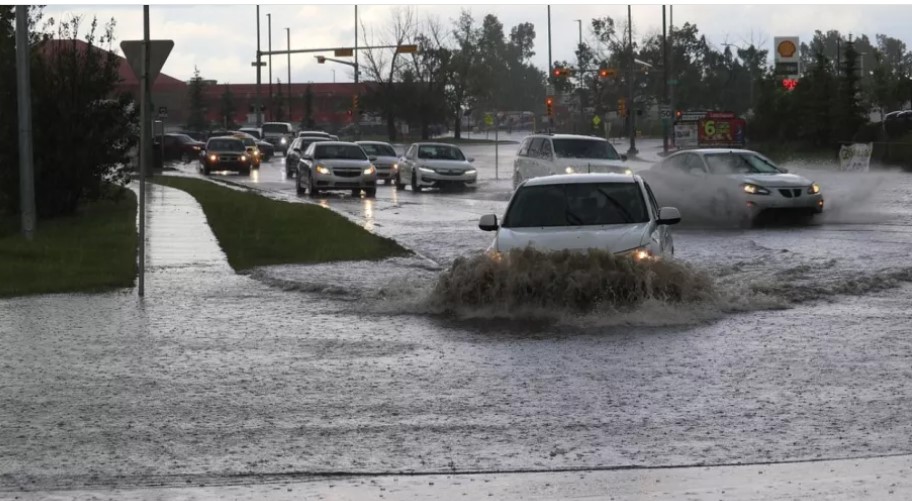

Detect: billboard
[697, 112, 746, 147]
[774, 36, 800, 77]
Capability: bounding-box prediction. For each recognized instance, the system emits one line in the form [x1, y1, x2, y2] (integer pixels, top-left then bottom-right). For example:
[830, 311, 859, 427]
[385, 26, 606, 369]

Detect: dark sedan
[199, 137, 252, 176]
[285, 136, 332, 177]
[153, 133, 205, 163]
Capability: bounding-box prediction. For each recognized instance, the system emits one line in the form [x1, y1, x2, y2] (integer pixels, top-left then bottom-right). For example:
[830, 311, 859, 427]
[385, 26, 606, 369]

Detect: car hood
[372, 155, 399, 166]
[560, 158, 628, 173]
[732, 173, 812, 187]
[417, 160, 474, 171]
[495, 222, 650, 253]
[319, 159, 372, 168]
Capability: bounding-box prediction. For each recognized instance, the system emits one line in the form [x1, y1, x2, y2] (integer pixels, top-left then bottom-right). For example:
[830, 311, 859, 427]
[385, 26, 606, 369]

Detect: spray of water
[428, 248, 716, 317]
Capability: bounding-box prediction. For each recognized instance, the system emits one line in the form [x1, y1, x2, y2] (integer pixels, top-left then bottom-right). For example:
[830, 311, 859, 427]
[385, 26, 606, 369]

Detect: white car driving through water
[642, 148, 824, 225]
[513, 134, 630, 189]
[396, 142, 477, 192]
[478, 173, 681, 259]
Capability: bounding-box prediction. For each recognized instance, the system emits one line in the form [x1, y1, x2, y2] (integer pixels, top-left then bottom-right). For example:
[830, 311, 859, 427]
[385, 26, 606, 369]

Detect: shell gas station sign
[774, 36, 800, 78]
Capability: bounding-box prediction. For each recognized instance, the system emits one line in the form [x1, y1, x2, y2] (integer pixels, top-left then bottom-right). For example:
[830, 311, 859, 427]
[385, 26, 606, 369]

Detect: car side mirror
[468, 157, 475, 163]
[620, 154, 628, 161]
[479, 214, 499, 231]
[369, 155, 378, 162]
[780, 168, 789, 173]
[657, 207, 682, 225]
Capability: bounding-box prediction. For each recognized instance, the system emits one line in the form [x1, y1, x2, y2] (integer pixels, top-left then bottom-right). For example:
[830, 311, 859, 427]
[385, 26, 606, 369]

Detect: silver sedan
[296, 141, 378, 198]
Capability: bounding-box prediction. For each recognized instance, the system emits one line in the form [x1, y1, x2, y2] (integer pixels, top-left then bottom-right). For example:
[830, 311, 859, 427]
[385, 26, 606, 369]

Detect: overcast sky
[40, 4, 912, 85]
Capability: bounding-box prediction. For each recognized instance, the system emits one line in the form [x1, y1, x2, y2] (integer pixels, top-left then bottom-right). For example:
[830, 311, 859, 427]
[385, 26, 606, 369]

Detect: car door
[401, 145, 417, 180]
[514, 138, 532, 183]
[297, 142, 316, 179]
[285, 138, 301, 173]
[538, 138, 556, 176]
[524, 138, 543, 180]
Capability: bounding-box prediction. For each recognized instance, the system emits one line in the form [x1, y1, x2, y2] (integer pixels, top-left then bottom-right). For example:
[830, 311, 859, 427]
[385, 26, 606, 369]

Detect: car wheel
[411, 172, 422, 192]
[308, 174, 320, 197]
[395, 172, 405, 190]
[384, 178, 391, 185]
[296, 175, 304, 195]
[351, 189, 360, 197]
[203, 165, 211, 175]
[240, 167, 251, 176]
[365, 188, 376, 198]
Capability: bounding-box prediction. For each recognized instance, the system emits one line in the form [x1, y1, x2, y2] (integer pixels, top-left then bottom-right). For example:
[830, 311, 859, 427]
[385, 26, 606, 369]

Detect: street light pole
[662, 5, 669, 154]
[626, 4, 637, 156]
[255, 6, 262, 126]
[286, 27, 291, 121]
[15, 6, 36, 241]
[267, 13, 272, 122]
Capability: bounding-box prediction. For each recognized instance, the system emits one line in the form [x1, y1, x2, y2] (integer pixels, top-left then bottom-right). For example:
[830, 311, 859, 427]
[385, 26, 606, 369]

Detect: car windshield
[207, 139, 244, 152]
[704, 153, 783, 174]
[417, 145, 465, 161]
[552, 139, 621, 160]
[240, 129, 261, 139]
[503, 182, 649, 227]
[359, 143, 397, 157]
[315, 144, 368, 160]
[262, 124, 290, 134]
[301, 138, 329, 150]
[172, 134, 194, 144]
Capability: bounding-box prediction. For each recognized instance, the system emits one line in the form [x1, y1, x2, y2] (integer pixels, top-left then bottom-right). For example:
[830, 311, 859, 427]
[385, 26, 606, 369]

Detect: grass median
[153, 176, 410, 270]
[0, 187, 137, 298]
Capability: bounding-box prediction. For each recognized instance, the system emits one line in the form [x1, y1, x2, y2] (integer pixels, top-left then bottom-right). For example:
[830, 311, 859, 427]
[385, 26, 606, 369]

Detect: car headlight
[622, 246, 654, 261]
[465, 169, 477, 176]
[240, 155, 247, 161]
[254, 150, 260, 157]
[565, 166, 575, 174]
[418, 166, 435, 174]
[624, 168, 633, 175]
[363, 165, 376, 175]
[193, 146, 201, 151]
[209, 154, 217, 162]
[742, 183, 770, 195]
[392, 163, 399, 170]
[280, 137, 287, 145]
[808, 183, 821, 194]
[316, 165, 331, 175]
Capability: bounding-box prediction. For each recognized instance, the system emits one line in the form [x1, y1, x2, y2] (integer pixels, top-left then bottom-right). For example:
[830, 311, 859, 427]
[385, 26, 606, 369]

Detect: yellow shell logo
[777, 40, 797, 58]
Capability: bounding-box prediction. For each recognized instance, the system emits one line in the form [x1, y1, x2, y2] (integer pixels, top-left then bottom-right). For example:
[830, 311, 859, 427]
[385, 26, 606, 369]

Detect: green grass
[0, 188, 137, 298]
[153, 176, 410, 270]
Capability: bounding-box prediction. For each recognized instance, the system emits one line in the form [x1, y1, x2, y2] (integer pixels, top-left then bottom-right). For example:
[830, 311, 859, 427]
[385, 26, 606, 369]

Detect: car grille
[334, 168, 362, 178]
[437, 169, 464, 176]
[219, 155, 240, 162]
[779, 188, 803, 198]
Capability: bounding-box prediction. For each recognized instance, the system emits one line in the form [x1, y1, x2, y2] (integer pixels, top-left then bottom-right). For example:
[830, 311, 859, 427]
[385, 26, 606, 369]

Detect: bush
[0, 9, 137, 218]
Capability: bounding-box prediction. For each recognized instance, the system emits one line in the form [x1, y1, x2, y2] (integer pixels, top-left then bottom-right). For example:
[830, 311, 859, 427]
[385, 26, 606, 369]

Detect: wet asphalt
[3, 137, 912, 496]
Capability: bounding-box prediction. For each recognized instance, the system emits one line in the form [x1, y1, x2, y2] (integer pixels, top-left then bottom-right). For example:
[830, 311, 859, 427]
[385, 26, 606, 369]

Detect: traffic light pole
[662, 5, 669, 154]
[255, 6, 262, 127]
[626, 4, 638, 157]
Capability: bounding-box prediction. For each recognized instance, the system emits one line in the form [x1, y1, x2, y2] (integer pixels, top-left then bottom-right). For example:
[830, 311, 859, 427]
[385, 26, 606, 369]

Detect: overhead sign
[774, 36, 800, 78]
[120, 40, 174, 84]
[334, 48, 354, 57]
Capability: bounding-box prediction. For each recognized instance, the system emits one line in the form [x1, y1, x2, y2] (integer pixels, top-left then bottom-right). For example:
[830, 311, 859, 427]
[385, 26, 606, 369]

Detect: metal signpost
[121, 13, 173, 297]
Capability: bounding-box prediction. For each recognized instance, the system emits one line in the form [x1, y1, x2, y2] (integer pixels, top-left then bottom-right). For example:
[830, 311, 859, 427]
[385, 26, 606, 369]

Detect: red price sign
[698, 117, 746, 146]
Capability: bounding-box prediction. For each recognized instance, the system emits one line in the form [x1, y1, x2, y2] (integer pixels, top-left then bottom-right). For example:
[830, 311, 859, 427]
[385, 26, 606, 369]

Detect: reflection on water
[363, 197, 375, 232]
[319, 199, 329, 209]
[249, 168, 259, 183]
[390, 185, 399, 205]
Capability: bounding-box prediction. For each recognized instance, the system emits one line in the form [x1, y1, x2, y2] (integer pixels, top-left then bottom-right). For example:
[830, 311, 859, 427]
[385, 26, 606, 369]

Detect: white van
[513, 134, 629, 188]
[261, 122, 294, 155]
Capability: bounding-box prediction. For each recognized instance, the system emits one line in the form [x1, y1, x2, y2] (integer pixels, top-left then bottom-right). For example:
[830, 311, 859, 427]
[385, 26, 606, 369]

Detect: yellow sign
[592, 115, 602, 126]
[484, 114, 494, 126]
[777, 40, 797, 59]
[334, 48, 354, 57]
[397, 44, 418, 54]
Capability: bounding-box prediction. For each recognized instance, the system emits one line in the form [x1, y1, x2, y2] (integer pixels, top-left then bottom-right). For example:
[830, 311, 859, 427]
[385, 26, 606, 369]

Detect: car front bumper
[417, 170, 477, 187]
[745, 191, 824, 214]
[375, 164, 398, 180]
[313, 172, 378, 190]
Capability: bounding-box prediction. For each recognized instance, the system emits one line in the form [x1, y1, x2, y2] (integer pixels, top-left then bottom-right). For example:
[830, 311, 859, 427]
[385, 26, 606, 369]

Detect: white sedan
[641, 148, 824, 225]
[478, 173, 681, 259]
[396, 142, 477, 192]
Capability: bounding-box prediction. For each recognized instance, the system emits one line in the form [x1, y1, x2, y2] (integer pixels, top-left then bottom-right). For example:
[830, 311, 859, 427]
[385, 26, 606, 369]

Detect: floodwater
[3, 139, 912, 494]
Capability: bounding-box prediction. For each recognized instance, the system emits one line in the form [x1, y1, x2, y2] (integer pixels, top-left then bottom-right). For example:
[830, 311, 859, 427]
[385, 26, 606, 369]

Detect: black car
[152, 133, 206, 163]
[200, 137, 252, 175]
[255, 139, 274, 161]
[285, 136, 332, 177]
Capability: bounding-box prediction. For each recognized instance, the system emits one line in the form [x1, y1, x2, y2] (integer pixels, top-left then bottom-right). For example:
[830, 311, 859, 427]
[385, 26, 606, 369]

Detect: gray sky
[41, 4, 912, 85]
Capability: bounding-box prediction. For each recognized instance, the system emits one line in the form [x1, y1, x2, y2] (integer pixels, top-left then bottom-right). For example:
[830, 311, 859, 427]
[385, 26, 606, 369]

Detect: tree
[0, 8, 138, 217]
[273, 78, 286, 122]
[360, 7, 416, 140]
[218, 84, 237, 129]
[301, 85, 314, 129]
[402, 19, 451, 139]
[186, 66, 208, 131]
[446, 10, 480, 139]
[835, 37, 867, 142]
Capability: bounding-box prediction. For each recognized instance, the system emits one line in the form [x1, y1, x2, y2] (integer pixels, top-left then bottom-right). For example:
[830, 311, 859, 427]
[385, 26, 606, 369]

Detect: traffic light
[782, 78, 798, 91]
[618, 98, 627, 118]
[553, 67, 571, 78]
[546, 96, 554, 116]
[352, 94, 360, 111]
[598, 68, 616, 78]
[675, 110, 682, 120]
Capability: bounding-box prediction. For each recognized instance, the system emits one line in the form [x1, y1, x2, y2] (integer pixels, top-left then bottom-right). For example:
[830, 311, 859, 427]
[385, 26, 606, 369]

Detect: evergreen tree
[219, 84, 237, 130]
[186, 67, 208, 132]
[835, 38, 867, 141]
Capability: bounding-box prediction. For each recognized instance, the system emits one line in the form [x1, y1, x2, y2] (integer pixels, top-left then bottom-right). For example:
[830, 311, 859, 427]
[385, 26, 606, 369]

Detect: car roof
[207, 136, 243, 143]
[673, 148, 760, 156]
[522, 173, 639, 187]
[356, 140, 393, 146]
[412, 142, 461, 148]
[312, 141, 359, 146]
[522, 134, 609, 141]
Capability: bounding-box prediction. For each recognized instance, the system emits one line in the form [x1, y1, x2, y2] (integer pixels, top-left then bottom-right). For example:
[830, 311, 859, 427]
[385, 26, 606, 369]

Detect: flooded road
[3, 139, 912, 493]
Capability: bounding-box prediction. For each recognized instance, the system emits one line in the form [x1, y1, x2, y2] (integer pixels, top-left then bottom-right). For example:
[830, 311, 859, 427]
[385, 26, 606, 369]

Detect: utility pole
[662, 5, 669, 154]
[15, 5, 36, 240]
[286, 27, 291, 121]
[138, 5, 151, 297]
[255, 6, 262, 126]
[669, 5, 675, 148]
[626, 4, 637, 156]
[547, 5, 552, 133]
[267, 13, 272, 122]
[354, 5, 360, 139]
